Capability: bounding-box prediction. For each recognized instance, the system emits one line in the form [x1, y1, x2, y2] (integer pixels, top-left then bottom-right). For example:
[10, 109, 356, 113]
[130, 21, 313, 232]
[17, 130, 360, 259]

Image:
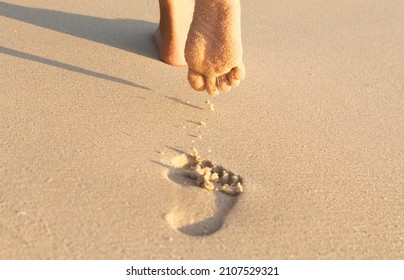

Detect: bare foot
[154, 0, 194, 66]
[185, 0, 245, 95]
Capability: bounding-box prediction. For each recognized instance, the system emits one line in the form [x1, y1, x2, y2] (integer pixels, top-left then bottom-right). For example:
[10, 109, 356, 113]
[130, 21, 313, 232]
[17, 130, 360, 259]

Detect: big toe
[188, 69, 205, 91]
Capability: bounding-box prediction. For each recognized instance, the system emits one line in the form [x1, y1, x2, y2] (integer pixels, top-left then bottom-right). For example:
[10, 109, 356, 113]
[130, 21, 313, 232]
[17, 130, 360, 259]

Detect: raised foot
[185, 0, 245, 95]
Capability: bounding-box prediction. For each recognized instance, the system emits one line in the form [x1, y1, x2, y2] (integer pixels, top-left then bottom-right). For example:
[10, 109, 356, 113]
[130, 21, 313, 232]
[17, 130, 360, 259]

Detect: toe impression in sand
[170, 148, 244, 196]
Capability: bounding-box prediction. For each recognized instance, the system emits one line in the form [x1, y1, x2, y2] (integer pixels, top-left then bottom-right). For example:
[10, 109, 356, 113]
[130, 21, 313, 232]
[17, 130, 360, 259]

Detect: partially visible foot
[154, 0, 195, 66]
[185, 0, 245, 95]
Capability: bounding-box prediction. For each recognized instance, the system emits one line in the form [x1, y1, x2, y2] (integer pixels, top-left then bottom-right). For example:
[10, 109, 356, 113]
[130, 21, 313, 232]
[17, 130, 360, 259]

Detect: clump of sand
[205, 99, 215, 111]
[171, 148, 243, 196]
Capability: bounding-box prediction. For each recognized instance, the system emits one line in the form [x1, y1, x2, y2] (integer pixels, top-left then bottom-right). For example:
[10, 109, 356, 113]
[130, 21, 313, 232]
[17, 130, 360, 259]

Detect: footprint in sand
[163, 149, 243, 236]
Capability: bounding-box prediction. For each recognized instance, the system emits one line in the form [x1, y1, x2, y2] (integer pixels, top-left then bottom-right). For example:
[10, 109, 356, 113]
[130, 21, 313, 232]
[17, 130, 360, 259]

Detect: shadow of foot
[0, 1, 158, 59]
[0, 46, 151, 89]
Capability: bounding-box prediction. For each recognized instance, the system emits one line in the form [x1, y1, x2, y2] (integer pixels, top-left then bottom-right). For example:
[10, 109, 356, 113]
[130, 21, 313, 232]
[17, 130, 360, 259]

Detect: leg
[154, 0, 195, 66]
[185, 0, 245, 95]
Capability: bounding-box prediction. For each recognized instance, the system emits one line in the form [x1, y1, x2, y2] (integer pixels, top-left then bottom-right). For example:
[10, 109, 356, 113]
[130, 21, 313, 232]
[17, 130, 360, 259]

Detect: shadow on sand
[1, 1, 159, 88]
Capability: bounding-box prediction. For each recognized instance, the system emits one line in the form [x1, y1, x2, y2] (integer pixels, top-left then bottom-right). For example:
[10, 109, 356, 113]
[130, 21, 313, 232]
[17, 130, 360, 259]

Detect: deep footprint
[170, 148, 244, 195]
[164, 149, 243, 236]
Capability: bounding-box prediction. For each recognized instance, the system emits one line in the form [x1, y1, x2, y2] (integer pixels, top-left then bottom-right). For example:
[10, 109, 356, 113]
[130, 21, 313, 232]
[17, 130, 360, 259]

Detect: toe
[217, 74, 232, 92]
[188, 69, 205, 91]
[226, 72, 240, 87]
[206, 76, 219, 96]
[231, 65, 246, 81]
[226, 65, 245, 87]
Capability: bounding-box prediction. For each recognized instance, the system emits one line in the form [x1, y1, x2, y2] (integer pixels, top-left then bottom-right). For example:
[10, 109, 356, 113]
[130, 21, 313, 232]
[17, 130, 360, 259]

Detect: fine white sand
[1, 0, 403, 259]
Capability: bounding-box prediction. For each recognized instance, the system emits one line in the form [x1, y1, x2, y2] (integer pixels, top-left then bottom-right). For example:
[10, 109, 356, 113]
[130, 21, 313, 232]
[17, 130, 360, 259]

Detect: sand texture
[1, 0, 403, 259]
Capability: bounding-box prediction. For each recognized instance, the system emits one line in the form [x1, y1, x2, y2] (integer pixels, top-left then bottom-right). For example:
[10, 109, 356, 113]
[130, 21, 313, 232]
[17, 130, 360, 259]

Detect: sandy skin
[154, 0, 245, 95]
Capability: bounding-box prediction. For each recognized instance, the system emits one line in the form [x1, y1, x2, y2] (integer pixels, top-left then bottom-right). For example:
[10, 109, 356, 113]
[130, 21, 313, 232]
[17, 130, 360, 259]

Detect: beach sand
[0, 0, 403, 259]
